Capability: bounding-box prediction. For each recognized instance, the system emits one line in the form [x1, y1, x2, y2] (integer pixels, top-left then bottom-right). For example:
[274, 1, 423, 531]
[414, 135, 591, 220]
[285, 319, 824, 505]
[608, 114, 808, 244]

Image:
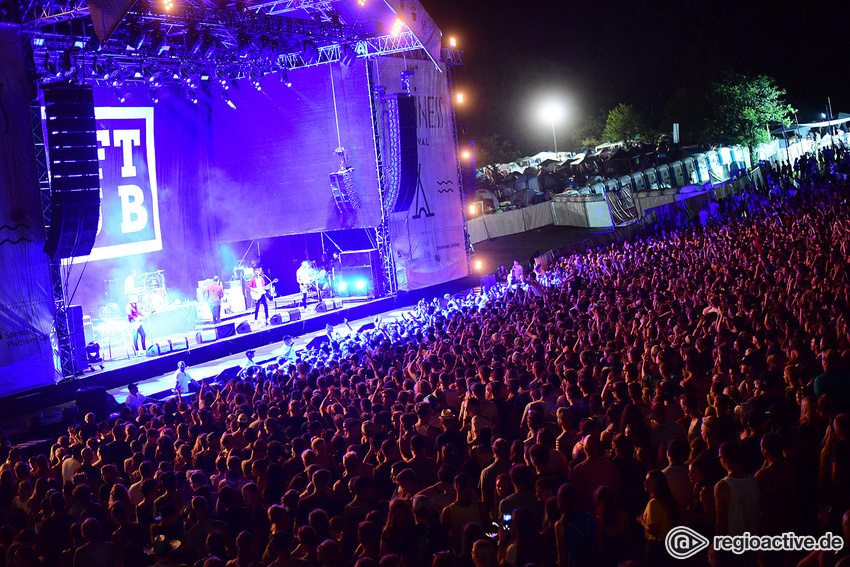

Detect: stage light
[126, 24, 144, 51]
[186, 89, 198, 104]
[191, 32, 215, 59]
[456, 92, 464, 104]
[340, 44, 357, 67]
[355, 279, 367, 291]
[162, 0, 173, 11]
[150, 29, 167, 55]
[149, 71, 165, 86]
[301, 40, 319, 64]
[337, 280, 348, 292]
[109, 69, 124, 87]
[391, 18, 404, 38]
[280, 70, 291, 87]
[221, 90, 236, 109]
[94, 62, 109, 80]
[357, 0, 365, 5]
[149, 88, 159, 103]
[61, 49, 77, 77]
[449, 37, 457, 47]
[474, 260, 483, 271]
[462, 150, 470, 159]
[237, 33, 252, 58]
[250, 72, 262, 90]
[188, 74, 201, 89]
[116, 88, 130, 103]
[468, 203, 477, 215]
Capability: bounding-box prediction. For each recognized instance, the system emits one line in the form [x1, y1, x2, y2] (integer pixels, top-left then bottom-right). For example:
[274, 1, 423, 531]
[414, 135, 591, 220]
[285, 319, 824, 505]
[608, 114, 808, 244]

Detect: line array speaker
[392, 94, 418, 213]
[42, 85, 101, 259]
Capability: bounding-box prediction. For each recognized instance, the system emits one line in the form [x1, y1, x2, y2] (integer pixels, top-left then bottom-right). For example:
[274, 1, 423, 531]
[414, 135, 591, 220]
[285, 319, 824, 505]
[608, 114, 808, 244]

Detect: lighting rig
[19, 0, 439, 96]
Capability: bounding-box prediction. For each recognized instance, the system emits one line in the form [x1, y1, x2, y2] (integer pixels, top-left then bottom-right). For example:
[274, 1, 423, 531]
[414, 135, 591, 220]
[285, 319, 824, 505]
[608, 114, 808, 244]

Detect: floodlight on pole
[541, 102, 565, 154]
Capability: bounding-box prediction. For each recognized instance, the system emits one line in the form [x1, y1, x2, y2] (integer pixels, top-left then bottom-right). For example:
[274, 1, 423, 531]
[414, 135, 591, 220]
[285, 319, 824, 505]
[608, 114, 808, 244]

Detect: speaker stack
[339, 249, 384, 297]
[41, 85, 101, 260]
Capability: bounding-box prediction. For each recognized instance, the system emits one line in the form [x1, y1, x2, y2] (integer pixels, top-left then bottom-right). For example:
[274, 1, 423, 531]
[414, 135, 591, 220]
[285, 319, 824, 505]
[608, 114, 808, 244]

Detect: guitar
[249, 278, 278, 301]
[127, 311, 150, 330]
[297, 269, 326, 293]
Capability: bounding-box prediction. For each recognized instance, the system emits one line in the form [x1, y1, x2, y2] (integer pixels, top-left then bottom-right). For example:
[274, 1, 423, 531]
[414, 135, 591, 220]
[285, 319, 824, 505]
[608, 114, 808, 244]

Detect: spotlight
[237, 33, 252, 58]
[94, 62, 109, 80]
[357, 0, 365, 5]
[150, 29, 168, 55]
[468, 203, 477, 216]
[474, 260, 483, 271]
[250, 72, 261, 90]
[186, 89, 198, 104]
[43, 55, 58, 77]
[116, 88, 130, 103]
[279, 70, 291, 87]
[61, 49, 77, 77]
[355, 279, 366, 291]
[109, 69, 124, 87]
[301, 40, 319, 64]
[162, 0, 173, 11]
[221, 90, 236, 109]
[149, 71, 165, 86]
[449, 37, 457, 48]
[188, 73, 201, 89]
[337, 281, 348, 292]
[456, 92, 464, 104]
[193, 33, 215, 59]
[126, 23, 145, 51]
[149, 88, 159, 103]
[391, 18, 404, 38]
[462, 150, 470, 159]
[340, 44, 357, 66]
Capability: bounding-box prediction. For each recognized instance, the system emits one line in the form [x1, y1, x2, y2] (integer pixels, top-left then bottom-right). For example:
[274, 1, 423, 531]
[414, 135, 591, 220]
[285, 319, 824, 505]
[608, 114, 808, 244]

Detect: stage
[0, 275, 476, 450]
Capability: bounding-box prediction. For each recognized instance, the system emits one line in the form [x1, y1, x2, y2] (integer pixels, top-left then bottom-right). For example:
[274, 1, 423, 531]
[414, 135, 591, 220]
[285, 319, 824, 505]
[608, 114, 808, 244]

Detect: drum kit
[135, 270, 171, 313]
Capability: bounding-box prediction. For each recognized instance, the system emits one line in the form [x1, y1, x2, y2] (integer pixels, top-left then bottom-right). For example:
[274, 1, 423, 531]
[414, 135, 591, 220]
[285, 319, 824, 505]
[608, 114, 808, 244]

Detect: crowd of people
[1, 151, 850, 567]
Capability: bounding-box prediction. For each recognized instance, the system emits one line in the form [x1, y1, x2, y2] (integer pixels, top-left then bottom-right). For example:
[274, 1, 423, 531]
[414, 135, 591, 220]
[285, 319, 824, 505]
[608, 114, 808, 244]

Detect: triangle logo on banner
[88, 0, 137, 43]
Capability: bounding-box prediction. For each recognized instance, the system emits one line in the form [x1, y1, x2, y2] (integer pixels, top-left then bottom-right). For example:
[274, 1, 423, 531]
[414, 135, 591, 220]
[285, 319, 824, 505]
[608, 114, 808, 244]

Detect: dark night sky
[419, 0, 850, 155]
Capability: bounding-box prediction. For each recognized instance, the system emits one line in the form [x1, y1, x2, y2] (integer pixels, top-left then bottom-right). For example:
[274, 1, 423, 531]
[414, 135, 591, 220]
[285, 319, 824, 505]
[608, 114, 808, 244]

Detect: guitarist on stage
[248, 267, 272, 326]
[126, 295, 148, 355]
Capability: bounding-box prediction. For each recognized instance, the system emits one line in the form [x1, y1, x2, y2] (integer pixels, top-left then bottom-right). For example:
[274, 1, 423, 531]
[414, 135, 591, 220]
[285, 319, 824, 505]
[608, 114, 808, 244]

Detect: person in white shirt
[62, 444, 82, 484]
[174, 361, 198, 395]
[278, 336, 296, 362]
[125, 383, 146, 415]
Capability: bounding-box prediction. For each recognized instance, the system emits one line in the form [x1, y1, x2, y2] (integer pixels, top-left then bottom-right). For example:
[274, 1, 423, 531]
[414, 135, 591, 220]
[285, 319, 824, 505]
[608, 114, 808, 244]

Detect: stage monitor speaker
[269, 314, 283, 325]
[146, 341, 171, 356]
[67, 305, 89, 371]
[171, 337, 189, 351]
[214, 322, 235, 339]
[42, 85, 101, 259]
[76, 385, 110, 420]
[315, 298, 338, 313]
[196, 329, 217, 344]
[286, 309, 301, 322]
[236, 321, 252, 334]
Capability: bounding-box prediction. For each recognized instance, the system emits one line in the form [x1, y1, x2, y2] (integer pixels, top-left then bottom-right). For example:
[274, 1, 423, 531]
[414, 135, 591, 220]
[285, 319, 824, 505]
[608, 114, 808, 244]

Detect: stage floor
[0, 274, 477, 451]
[83, 293, 372, 377]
